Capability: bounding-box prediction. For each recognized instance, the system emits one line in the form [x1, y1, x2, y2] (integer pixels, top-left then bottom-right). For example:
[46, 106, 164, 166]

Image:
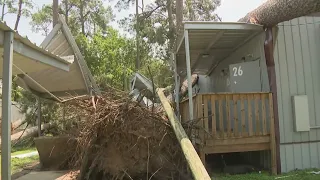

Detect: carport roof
[16, 15, 101, 102]
[0, 22, 72, 76]
[175, 21, 264, 77]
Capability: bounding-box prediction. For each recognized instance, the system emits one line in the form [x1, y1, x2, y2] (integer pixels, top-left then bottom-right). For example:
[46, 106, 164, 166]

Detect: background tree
[116, 0, 221, 60]
[0, 0, 33, 29]
[76, 27, 152, 90]
[30, 4, 53, 36]
[1, 0, 17, 21]
[30, 0, 114, 36]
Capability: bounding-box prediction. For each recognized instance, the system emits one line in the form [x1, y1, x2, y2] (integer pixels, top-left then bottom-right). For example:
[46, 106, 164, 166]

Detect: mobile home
[173, 15, 320, 174]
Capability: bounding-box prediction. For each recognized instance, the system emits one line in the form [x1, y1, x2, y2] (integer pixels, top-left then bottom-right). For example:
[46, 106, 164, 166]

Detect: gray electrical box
[229, 60, 262, 93]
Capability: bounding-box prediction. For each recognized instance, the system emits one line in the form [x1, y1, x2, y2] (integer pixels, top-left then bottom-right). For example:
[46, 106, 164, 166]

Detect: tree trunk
[53, 0, 59, 28]
[12, 119, 26, 132]
[0, 123, 52, 148]
[176, 0, 183, 32]
[14, 0, 23, 30]
[1, 3, 5, 21]
[79, 1, 85, 34]
[135, 0, 140, 70]
[179, 74, 199, 99]
[65, 0, 69, 24]
[238, 0, 320, 27]
[167, 0, 175, 51]
[186, 0, 194, 21]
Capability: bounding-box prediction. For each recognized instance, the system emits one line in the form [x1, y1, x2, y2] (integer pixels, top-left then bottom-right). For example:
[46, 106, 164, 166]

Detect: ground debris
[65, 91, 189, 180]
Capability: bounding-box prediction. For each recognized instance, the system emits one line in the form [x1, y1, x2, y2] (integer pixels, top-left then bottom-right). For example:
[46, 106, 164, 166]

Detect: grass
[0, 137, 39, 174]
[0, 153, 39, 175]
[11, 147, 37, 156]
[11, 137, 35, 154]
[212, 169, 320, 180]
[11, 155, 39, 174]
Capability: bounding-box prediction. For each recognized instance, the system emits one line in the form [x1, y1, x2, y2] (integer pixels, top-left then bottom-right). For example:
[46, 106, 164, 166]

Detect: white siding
[274, 16, 320, 172]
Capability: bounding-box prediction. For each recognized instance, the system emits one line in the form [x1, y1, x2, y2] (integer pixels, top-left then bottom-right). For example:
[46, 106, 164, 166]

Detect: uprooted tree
[239, 0, 320, 26]
[64, 91, 193, 180]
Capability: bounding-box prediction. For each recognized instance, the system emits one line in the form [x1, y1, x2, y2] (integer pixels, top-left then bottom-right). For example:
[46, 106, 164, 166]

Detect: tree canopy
[116, 0, 221, 59]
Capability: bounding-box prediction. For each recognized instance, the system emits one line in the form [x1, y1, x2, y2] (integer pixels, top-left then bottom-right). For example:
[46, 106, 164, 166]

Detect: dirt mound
[66, 91, 189, 180]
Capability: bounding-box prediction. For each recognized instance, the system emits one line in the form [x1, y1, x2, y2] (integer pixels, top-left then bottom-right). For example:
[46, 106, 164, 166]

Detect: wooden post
[157, 88, 211, 180]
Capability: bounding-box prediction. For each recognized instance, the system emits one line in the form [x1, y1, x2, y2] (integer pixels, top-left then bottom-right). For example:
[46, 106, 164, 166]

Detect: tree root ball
[66, 91, 189, 180]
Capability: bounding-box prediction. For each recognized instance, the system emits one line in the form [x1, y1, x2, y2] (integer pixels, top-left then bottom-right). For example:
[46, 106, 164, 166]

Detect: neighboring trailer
[174, 15, 320, 174]
[274, 16, 320, 173]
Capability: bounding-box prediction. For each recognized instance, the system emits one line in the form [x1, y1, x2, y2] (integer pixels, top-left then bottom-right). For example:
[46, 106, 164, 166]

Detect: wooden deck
[180, 92, 277, 174]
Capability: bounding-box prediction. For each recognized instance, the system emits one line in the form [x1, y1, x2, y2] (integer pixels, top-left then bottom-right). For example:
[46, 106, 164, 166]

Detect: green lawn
[0, 138, 39, 174]
[212, 169, 320, 180]
[11, 155, 39, 174]
[11, 147, 37, 156]
[0, 154, 39, 175]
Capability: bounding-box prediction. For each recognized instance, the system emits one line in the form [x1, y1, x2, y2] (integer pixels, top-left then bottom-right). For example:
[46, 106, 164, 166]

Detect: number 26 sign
[232, 66, 243, 77]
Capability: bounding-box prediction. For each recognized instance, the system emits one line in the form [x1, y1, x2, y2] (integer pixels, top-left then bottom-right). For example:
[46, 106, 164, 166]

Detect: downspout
[264, 27, 281, 174]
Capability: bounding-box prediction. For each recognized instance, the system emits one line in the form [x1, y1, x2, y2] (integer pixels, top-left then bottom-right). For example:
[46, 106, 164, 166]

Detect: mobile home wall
[274, 16, 320, 173]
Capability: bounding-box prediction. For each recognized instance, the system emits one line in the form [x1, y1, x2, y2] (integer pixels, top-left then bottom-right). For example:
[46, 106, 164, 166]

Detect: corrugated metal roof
[16, 15, 100, 101]
[0, 22, 72, 67]
[0, 21, 72, 79]
[130, 72, 156, 101]
[176, 21, 264, 76]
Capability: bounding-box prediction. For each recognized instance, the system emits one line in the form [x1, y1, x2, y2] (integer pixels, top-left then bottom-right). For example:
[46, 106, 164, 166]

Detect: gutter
[264, 27, 281, 174]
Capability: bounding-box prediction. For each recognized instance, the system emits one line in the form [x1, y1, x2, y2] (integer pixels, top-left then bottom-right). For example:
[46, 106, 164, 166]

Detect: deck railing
[179, 93, 275, 140]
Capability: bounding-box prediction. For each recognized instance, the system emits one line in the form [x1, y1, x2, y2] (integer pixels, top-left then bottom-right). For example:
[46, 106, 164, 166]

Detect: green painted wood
[299, 16, 316, 142]
[285, 145, 295, 171]
[275, 25, 291, 143]
[276, 17, 320, 172]
[293, 144, 303, 169]
[309, 143, 319, 169]
[301, 143, 311, 169]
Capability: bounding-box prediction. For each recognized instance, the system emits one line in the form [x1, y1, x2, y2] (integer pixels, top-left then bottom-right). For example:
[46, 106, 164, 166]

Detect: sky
[1, 0, 267, 45]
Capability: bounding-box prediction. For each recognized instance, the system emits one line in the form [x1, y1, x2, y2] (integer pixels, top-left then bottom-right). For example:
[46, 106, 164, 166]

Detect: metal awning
[16, 15, 100, 101]
[0, 23, 72, 76]
[130, 72, 157, 101]
[176, 21, 264, 76]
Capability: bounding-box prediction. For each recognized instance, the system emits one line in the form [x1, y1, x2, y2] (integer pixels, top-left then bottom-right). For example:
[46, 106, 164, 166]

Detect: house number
[232, 66, 243, 76]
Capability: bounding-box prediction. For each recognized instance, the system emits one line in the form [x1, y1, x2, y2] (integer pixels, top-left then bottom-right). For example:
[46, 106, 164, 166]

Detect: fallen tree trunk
[12, 119, 25, 130]
[0, 121, 13, 135]
[12, 119, 27, 134]
[157, 88, 210, 180]
[179, 74, 199, 99]
[0, 123, 52, 147]
[0, 119, 27, 135]
[238, 0, 320, 26]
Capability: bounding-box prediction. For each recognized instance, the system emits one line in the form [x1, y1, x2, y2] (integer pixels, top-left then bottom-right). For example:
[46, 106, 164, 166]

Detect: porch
[179, 92, 277, 174]
[173, 21, 279, 175]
